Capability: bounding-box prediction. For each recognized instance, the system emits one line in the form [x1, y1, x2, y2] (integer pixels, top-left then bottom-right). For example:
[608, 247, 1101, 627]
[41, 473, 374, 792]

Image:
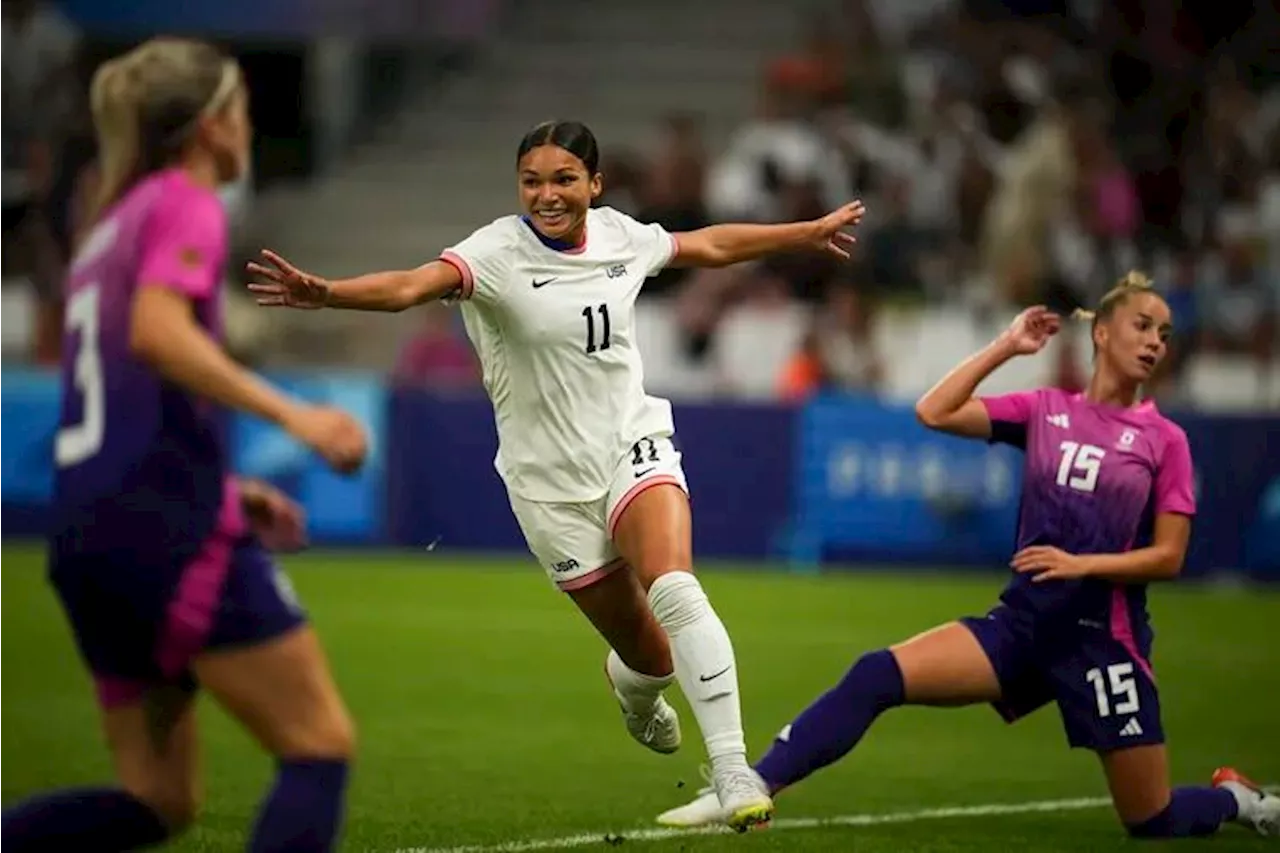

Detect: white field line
[391, 795, 1113, 853]
[391, 785, 1279, 853]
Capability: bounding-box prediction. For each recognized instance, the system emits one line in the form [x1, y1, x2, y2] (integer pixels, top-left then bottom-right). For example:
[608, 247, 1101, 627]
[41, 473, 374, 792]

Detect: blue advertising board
[233, 371, 387, 543]
[784, 394, 1023, 566]
[0, 368, 386, 543]
[3, 367, 1276, 577]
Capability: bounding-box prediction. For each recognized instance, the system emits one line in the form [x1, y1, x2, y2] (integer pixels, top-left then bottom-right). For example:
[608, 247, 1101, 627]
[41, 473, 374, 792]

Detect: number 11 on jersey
[582, 303, 611, 354]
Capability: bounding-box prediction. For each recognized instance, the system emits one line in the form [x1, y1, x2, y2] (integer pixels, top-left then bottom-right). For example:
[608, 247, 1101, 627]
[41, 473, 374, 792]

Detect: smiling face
[516, 143, 601, 244]
[1093, 290, 1173, 385]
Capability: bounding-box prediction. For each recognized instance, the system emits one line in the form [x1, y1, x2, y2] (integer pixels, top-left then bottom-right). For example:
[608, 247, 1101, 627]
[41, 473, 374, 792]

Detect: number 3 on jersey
[1056, 441, 1104, 493]
[55, 284, 105, 467]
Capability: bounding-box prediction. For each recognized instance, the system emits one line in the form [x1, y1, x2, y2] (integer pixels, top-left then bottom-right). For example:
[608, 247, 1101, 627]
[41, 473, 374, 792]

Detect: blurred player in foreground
[2, 39, 367, 852]
[246, 119, 864, 831]
[658, 273, 1278, 838]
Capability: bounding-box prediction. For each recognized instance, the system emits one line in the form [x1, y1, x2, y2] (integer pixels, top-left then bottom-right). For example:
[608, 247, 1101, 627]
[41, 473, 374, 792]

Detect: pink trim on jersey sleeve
[137, 185, 225, 300]
[439, 251, 474, 300]
[1153, 426, 1196, 516]
[979, 389, 1040, 425]
[660, 230, 680, 270]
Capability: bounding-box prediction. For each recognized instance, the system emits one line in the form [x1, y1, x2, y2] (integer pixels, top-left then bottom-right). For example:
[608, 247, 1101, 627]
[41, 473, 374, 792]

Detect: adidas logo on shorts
[1119, 717, 1144, 737]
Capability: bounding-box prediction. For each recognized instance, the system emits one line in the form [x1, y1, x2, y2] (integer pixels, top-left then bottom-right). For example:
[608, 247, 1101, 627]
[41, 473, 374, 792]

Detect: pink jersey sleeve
[1154, 425, 1196, 516]
[137, 183, 227, 300]
[979, 389, 1041, 425]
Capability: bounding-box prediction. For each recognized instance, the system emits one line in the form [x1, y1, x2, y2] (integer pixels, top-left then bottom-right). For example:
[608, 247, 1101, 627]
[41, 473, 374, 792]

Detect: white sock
[1220, 782, 1255, 822]
[647, 571, 747, 770]
[606, 648, 673, 714]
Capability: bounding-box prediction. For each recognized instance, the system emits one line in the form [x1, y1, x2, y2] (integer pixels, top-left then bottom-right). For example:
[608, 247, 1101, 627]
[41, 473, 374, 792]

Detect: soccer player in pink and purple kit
[657, 272, 1278, 839]
[2, 39, 367, 852]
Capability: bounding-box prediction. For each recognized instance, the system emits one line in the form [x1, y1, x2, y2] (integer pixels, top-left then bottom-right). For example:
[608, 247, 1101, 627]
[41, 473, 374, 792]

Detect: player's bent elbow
[1158, 552, 1186, 580]
[914, 401, 945, 431]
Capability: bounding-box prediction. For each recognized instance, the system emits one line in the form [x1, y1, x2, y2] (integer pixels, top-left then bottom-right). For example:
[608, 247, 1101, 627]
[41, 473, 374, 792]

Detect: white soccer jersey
[440, 206, 679, 503]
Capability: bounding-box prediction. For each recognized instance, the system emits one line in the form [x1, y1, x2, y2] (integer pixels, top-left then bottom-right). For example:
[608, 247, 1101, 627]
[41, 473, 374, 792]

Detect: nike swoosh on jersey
[531, 277, 557, 288]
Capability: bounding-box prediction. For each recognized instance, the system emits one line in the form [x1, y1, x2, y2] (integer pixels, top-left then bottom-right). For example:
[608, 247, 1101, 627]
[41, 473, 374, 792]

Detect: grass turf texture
[3, 546, 1276, 851]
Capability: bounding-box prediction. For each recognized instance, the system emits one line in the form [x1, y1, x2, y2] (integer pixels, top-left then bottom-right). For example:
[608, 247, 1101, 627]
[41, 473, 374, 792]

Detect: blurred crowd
[579, 0, 1279, 405]
[6, 0, 1278, 407]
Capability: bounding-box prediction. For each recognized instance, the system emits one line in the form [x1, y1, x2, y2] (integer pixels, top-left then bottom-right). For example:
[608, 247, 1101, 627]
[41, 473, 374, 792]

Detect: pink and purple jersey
[51, 168, 244, 567]
[980, 387, 1195, 629]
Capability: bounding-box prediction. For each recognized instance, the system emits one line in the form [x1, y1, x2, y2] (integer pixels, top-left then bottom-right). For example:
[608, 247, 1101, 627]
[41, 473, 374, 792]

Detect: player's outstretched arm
[130, 286, 367, 473]
[247, 250, 463, 312]
[669, 201, 866, 268]
[916, 306, 1061, 438]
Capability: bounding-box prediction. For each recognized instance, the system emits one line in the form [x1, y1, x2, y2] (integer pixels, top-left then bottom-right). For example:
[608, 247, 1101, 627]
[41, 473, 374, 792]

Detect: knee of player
[282, 707, 358, 761]
[1123, 804, 1175, 838]
[841, 649, 906, 710]
[646, 570, 711, 633]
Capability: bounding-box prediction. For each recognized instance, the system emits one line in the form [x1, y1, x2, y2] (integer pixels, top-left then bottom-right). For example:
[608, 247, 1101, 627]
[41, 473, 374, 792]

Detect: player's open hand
[807, 200, 866, 260]
[1000, 306, 1061, 356]
[286, 405, 368, 475]
[1011, 546, 1091, 581]
[238, 477, 307, 552]
[247, 250, 330, 309]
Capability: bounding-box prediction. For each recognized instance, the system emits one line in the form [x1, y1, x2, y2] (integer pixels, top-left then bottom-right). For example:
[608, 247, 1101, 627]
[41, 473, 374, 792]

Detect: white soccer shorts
[507, 435, 689, 591]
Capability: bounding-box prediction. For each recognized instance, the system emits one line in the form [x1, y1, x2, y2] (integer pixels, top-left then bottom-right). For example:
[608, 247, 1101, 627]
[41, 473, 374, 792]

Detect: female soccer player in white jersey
[656, 274, 1279, 839]
[2, 39, 367, 852]
[248, 119, 865, 830]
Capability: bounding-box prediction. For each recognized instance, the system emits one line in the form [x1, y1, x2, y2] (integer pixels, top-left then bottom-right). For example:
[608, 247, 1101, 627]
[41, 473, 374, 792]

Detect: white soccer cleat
[657, 765, 773, 831]
[1214, 767, 1280, 837]
[620, 695, 682, 755]
[656, 785, 726, 827]
[715, 765, 774, 832]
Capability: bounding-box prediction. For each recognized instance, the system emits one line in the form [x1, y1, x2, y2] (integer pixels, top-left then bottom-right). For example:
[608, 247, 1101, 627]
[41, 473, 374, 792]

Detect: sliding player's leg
[1053, 632, 1273, 838]
[657, 610, 1020, 828]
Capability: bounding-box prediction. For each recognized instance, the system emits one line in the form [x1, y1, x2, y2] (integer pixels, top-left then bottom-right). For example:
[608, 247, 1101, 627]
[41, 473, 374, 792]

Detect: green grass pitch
[3, 545, 1277, 851]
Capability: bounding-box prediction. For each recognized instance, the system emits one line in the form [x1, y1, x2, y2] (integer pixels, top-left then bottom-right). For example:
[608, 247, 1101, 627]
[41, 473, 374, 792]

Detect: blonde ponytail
[88, 55, 144, 226]
[1117, 270, 1153, 291]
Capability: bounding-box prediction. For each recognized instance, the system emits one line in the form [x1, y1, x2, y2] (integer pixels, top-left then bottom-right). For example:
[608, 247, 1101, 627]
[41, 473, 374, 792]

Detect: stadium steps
[251, 0, 821, 368]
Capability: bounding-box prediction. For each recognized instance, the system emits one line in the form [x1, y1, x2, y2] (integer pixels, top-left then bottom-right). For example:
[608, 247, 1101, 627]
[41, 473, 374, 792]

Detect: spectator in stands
[778, 282, 883, 401]
[1198, 236, 1275, 367]
[2, 0, 82, 363]
[595, 149, 644, 216]
[636, 113, 710, 297]
[392, 302, 480, 390]
[1148, 248, 1202, 402]
[704, 65, 851, 223]
[979, 82, 1089, 305]
[863, 174, 928, 294]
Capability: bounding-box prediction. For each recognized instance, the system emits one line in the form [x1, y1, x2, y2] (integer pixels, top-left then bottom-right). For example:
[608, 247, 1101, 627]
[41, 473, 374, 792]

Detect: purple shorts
[50, 529, 306, 708]
[961, 603, 1164, 751]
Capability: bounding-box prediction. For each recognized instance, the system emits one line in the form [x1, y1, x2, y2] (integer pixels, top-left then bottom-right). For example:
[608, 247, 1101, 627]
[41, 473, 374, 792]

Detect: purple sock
[1127, 787, 1239, 838]
[2, 787, 170, 852]
[755, 649, 904, 793]
[249, 759, 349, 853]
